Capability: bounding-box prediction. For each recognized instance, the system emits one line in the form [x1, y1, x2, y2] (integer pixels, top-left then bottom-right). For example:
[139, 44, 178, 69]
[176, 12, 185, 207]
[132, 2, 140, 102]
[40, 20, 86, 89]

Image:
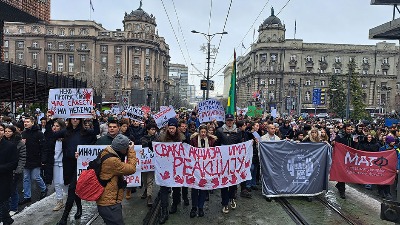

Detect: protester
[378, 135, 400, 200]
[4, 125, 26, 216]
[215, 114, 243, 214]
[0, 124, 18, 225]
[140, 123, 158, 207]
[96, 134, 137, 225]
[19, 116, 48, 205]
[189, 124, 216, 218]
[53, 111, 99, 225]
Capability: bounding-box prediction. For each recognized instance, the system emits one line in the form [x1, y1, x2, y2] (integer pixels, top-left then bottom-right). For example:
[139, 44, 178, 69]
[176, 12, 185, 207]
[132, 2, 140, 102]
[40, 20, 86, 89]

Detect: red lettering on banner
[51, 101, 64, 106]
[228, 143, 247, 156]
[155, 143, 185, 157]
[183, 158, 193, 176]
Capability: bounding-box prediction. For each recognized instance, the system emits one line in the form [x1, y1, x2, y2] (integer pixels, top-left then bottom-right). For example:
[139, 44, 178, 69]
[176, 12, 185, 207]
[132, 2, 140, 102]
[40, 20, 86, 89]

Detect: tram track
[276, 196, 361, 225]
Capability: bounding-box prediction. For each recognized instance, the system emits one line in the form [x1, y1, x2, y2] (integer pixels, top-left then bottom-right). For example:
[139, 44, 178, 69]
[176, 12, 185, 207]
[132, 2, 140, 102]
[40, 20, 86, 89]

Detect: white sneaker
[230, 199, 237, 209]
[222, 206, 229, 214]
[53, 200, 64, 211]
[9, 211, 17, 216]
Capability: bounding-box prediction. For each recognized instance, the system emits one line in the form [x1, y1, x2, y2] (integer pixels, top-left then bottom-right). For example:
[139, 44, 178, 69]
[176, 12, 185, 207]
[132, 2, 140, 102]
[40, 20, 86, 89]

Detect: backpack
[76, 152, 117, 201]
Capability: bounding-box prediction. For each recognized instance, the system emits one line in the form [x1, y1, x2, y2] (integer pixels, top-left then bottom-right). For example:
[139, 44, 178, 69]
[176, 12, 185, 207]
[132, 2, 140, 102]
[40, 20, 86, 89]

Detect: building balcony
[305, 61, 314, 68]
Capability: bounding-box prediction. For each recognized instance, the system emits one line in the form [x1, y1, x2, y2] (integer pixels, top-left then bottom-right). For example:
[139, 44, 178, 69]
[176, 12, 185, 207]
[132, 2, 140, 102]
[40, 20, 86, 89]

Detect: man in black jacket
[19, 116, 48, 205]
[333, 123, 358, 199]
[0, 124, 18, 225]
[215, 114, 242, 214]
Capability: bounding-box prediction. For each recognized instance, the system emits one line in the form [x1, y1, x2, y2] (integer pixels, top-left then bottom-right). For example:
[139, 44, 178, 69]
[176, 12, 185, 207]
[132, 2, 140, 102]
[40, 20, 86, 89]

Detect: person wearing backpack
[97, 134, 137, 225]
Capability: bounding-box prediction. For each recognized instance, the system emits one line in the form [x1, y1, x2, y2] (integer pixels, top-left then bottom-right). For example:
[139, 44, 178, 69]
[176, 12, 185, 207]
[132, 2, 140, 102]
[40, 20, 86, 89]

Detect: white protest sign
[126, 145, 142, 187]
[111, 106, 120, 115]
[48, 88, 94, 118]
[160, 106, 168, 111]
[126, 106, 144, 122]
[137, 147, 155, 172]
[76, 145, 107, 178]
[197, 99, 225, 123]
[153, 106, 177, 128]
[37, 113, 45, 125]
[236, 107, 248, 116]
[153, 141, 253, 190]
[271, 107, 277, 118]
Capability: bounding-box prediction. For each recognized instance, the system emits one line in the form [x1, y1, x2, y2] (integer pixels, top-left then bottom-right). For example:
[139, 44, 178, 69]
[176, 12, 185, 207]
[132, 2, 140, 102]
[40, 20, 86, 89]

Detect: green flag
[226, 50, 236, 115]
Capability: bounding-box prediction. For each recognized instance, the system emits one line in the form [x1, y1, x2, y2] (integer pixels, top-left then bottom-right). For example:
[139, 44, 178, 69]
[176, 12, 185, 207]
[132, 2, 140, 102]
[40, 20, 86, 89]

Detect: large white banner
[198, 99, 225, 123]
[153, 106, 176, 128]
[153, 141, 253, 190]
[126, 106, 144, 122]
[76, 145, 142, 187]
[48, 88, 94, 118]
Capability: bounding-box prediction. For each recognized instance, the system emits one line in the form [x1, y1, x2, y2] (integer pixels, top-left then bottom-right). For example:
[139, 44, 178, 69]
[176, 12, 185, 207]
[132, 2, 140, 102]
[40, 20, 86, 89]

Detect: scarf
[198, 136, 209, 148]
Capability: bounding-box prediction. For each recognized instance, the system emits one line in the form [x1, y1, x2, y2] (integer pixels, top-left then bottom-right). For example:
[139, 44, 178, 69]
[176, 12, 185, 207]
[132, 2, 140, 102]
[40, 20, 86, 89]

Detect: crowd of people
[0, 108, 399, 225]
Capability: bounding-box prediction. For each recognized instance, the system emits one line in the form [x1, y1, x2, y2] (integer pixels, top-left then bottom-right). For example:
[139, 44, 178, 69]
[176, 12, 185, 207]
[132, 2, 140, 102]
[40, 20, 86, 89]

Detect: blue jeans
[246, 164, 257, 189]
[23, 168, 47, 199]
[9, 173, 20, 211]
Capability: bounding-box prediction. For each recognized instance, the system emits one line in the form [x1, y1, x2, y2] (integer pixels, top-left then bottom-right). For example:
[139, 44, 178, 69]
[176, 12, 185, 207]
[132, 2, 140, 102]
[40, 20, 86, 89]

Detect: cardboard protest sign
[154, 106, 177, 128]
[48, 88, 94, 118]
[153, 141, 253, 190]
[126, 106, 144, 122]
[76, 145, 107, 178]
[137, 147, 155, 172]
[126, 145, 143, 187]
[198, 99, 225, 123]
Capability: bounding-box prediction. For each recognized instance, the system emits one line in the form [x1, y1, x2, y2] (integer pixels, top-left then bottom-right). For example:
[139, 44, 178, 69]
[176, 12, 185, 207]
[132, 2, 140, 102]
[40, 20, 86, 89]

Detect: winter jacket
[334, 132, 358, 149]
[130, 125, 145, 145]
[141, 134, 156, 150]
[96, 146, 137, 206]
[215, 124, 242, 146]
[189, 133, 217, 148]
[21, 125, 47, 169]
[0, 138, 18, 201]
[359, 140, 380, 152]
[279, 125, 291, 138]
[5, 133, 26, 174]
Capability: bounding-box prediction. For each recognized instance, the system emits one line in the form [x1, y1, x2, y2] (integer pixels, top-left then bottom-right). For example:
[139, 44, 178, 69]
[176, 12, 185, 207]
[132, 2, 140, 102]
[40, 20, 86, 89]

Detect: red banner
[329, 143, 397, 185]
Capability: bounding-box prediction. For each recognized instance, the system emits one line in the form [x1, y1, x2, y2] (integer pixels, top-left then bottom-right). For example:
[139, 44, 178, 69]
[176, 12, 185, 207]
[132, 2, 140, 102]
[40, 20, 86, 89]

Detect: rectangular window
[362, 70, 368, 75]
[32, 52, 38, 60]
[47, 42, 53, 49]
[320, 80, 326, 86]
[134, 57, 140, 64]
[81, 65, 85, 72]
[101, 45, 108, 53]
[69, 43, 75, 51]
[47, 55, 52, 63]
[260, 54, 267, 62]
[101, 67, 107, 74]
[80, 55, 86, 62]
[305, 91, 311, 101]
[306, 55, 312, 62]
[69, 29, 75, 36]
[68, 55, 74, 64]
[59, 28, 65, 36]
[4, 51, 8, 59]
[335, 56, 341, 63]
[18, 26, 24, 34]
[4, 40, 9, 48]
[116, 67, 121, 74]
[320, 69, 326, 73]
[47, 63, 52, 72]
[58, 55, 63, 63]
[134, 47, 140, 54]
[68, 64, 74, 72]
[145, 58, 150, 66]
[17, 41, 24, 49]
[80, 43, 87, 50]
[145, 48, 150, 55]
[334, 68, 341, 74]
[58, 43, 64, 50]
[32, 64, 37, 69]
[290, 55, 296, 61]
[58, 64, 63, 72]
[101, 56, 107, 63]
[305, 80, 311, 86]
[383, 58, 389, 64]
[18, 52, 24, 60]
[320, 56, 327, 62]
[363, 57, 368, 64]
[383, 71, 388, 75]
[349, 57, 355, 62]
[116, 46, 122, 53]
[269, 79, 275, 85]
[270, 54, 277, 61]
[32, 41, 38, 48]
[116, 56, 121, 64]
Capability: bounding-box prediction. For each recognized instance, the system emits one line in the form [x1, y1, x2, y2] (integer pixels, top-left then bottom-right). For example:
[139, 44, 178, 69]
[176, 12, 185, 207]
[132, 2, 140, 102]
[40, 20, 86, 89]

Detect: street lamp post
[191, 30, 227, 99]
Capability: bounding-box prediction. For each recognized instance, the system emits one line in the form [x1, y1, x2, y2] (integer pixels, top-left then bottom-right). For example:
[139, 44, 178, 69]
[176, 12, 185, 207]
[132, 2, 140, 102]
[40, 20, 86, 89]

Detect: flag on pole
[242, 43, 245, 49]
[294, 20, 297, 39]
[226, 50, 236, 115]
[90, 0, 94, 11]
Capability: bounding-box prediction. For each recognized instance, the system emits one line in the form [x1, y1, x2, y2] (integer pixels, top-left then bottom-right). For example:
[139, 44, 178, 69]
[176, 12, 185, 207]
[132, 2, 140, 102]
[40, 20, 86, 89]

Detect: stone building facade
[3, 4, 170, 109]
[235, 8, 400, 115]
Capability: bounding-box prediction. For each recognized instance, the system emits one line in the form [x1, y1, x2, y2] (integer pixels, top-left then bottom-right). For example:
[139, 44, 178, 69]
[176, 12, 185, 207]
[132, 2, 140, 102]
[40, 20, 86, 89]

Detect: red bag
[76, 153, 116, 201]
[76, 169, 105, 201]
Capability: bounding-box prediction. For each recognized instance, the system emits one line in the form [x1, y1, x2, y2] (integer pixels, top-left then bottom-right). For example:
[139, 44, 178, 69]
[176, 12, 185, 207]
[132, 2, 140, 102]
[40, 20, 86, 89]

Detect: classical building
[3, 3, 170, 109]
[234, 8, 400, 115]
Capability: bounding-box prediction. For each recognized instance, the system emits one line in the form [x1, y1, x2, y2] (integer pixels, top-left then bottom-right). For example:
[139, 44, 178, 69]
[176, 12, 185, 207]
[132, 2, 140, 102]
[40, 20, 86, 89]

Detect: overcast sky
[51, 0, 396, 96]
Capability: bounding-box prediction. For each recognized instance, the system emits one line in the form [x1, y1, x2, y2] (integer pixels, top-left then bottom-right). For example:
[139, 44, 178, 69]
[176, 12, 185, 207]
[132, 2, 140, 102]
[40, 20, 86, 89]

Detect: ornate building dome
[262, 7, 282, 26]
[124, 1, 156, 26]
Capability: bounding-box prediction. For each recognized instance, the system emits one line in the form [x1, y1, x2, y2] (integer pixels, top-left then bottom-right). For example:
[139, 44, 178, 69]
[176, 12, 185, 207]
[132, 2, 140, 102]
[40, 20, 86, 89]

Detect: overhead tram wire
[215, 0, 293, 75]
[210, 0, 233, 75]
[207, 0, 214, 35]
[160, 0, 188, 66]
[213, 0, 270, 75]
[171, 0, 193, 65]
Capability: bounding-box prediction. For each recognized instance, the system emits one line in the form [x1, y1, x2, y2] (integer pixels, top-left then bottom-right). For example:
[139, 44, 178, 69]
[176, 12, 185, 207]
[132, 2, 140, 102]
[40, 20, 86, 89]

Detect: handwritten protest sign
[198, 99, 225, 123]
[126, 106, 144, 122]
[76, 145, 107, 178]
[236, 107, 248, 116]
[142, 106, 151, 114]
[247, 106, 263, 117]
[111, 106, 120, 115]
[153, 141, 253, 190]
[126, 145, 143, 187]
[137, 147, 155, 172]
[154, 106, 176, 128]
[48, 88, 94, 118]
[76, 145, 142, 187]
[160, 106, 168, 111]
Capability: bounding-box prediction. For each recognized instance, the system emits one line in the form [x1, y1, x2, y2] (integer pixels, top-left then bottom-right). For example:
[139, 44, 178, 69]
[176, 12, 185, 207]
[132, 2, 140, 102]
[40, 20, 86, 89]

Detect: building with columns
[3, 3, 170, 109]
[234, 8, 400, 115]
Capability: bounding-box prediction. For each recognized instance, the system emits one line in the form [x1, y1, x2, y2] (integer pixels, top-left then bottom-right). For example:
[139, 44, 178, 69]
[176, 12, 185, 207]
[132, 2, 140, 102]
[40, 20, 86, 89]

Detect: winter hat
[167, 118, 178, 127]
[386, 135, 396, 145]
[111, 134, 130, 152]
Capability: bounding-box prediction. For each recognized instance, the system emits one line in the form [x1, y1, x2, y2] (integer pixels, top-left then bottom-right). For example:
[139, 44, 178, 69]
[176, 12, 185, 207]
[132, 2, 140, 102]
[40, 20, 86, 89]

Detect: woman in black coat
[359, 134, 380, 152]
[50, 112, 99, 225]
[0, 124, 18, 225]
